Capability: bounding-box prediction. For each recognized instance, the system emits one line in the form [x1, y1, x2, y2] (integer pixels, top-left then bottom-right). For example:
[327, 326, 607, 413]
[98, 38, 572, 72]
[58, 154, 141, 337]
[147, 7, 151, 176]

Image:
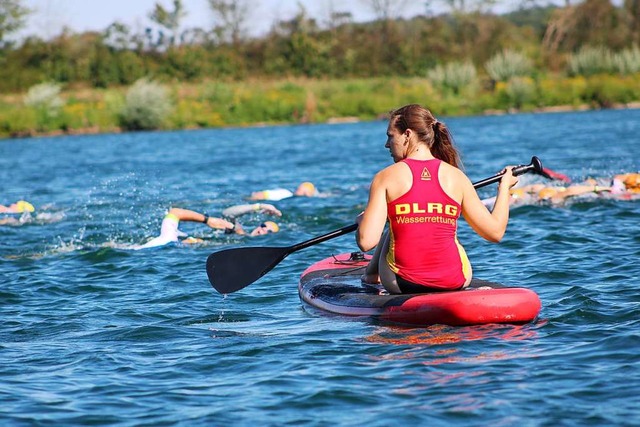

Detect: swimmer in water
[0, 200, 35, 214]
[610, 172, 640, 197]
[482, 182, 613, 208]
[248, 181, 318, 201]
[136, 203, 282, 249]
[0, 200, 36, 225]
[481, 173, 640, 208]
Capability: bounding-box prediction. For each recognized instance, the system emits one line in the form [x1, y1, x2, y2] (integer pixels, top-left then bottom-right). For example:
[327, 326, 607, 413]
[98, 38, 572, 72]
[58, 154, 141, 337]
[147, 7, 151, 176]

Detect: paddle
[207, 156, 543, 294]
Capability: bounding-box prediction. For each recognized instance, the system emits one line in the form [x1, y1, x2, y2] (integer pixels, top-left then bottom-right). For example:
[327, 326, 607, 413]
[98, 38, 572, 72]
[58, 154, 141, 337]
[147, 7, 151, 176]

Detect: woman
[356, 104, 518, 294]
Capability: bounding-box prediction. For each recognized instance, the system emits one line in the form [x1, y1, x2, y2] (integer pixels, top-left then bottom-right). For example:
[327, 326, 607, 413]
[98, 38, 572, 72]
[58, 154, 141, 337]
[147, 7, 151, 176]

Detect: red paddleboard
[299, 252, 541, 327]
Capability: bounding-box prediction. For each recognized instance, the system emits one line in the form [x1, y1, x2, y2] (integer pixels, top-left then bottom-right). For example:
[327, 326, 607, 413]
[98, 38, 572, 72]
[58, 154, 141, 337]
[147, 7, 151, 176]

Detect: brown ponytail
[390, 104, 462, 169]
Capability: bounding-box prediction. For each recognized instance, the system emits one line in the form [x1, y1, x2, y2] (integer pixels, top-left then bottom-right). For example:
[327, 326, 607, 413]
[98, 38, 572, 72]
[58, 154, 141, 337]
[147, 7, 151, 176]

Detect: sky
[19, 0, 426, 39]
[20, 0, 621, 41]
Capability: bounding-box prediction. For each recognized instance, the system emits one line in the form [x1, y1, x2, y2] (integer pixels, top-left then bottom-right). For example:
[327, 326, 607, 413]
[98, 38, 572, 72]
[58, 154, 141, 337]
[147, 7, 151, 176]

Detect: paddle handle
[472, 156, 543, 188]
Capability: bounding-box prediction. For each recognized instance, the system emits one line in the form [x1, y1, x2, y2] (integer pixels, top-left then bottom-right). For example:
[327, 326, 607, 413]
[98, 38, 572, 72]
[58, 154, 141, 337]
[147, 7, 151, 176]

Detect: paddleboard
[299, 252, 541, 326]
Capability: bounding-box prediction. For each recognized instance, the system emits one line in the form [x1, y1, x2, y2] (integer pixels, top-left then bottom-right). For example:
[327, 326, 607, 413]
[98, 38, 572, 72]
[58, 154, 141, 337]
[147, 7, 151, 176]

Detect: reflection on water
[365, 322, 541, 366]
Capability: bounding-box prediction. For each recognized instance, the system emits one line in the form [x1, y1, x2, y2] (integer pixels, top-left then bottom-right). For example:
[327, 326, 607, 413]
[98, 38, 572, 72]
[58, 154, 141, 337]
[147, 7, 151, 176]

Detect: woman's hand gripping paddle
[207, 156, 544, 294]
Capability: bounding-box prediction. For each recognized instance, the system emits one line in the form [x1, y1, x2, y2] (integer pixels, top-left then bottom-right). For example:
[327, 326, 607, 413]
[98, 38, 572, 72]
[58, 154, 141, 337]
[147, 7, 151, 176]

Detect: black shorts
[396, 274, 460, 294]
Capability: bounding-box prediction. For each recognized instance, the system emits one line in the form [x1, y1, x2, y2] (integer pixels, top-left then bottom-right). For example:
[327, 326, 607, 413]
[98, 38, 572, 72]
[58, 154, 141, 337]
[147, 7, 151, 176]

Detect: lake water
[1, 108, 639, 426]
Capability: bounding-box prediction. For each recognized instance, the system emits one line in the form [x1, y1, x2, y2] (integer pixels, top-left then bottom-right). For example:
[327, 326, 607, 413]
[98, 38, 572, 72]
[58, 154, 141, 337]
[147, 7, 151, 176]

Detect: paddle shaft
[286, 156, 542, 255]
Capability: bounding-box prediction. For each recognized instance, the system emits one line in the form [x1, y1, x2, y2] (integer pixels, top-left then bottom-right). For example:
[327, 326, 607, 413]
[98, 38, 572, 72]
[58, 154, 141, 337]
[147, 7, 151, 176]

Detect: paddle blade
[206, 246, 290, 294]
[539, 167, 572, 183]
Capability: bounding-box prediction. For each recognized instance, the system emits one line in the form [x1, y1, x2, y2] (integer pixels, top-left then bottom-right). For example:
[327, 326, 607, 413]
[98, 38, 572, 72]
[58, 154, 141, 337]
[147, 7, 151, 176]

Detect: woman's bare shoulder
[439, 161, 470, 183]
[375, 162, 408, 179]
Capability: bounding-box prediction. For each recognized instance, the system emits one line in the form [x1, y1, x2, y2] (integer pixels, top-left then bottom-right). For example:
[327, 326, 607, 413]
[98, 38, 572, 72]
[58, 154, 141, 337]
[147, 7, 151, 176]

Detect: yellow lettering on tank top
[427, 203, 442, 214]
[412, 203, 425, 213]
[395, 202, 459, 217]
[445, 205, 458, 216]
[396, 204, 410, 215]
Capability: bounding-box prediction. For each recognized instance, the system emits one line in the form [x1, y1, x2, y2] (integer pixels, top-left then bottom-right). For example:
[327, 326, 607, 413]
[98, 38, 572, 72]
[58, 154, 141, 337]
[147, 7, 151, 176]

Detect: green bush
[0, 106, 37, 137]
[612, 45, 640, 75]
[119, 79, 173, 131]
[537, 76, 588, 107]
[485, 50, 533, 82]
[568, 46, 614, 77]
[506, 77, 536, 109]
[427, 61, 477, 95]
[24, 82, 64, 109]
[583, 75, 640, 107]
[2, 74, 640, 139]
[202, 81, 233, 102]
[23, 82, 65, 131]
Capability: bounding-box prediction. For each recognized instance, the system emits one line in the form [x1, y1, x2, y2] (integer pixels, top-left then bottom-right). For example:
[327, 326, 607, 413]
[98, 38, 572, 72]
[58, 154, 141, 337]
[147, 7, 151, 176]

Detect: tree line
[1, 0, 639, 93]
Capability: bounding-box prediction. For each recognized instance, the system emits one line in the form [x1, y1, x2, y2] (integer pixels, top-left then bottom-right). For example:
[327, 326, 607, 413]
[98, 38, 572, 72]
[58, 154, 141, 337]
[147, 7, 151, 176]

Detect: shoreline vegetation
[3, 1, 640, 139]
[2, 74, 640, 140]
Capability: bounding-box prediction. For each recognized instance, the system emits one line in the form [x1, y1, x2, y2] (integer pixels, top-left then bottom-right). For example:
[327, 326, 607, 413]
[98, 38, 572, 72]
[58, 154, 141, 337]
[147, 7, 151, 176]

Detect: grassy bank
[1, 74, 640, 139]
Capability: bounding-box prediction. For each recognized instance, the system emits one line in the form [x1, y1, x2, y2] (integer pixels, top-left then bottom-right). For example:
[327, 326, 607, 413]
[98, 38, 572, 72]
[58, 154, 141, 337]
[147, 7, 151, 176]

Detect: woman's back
[385, 158, 467, 289]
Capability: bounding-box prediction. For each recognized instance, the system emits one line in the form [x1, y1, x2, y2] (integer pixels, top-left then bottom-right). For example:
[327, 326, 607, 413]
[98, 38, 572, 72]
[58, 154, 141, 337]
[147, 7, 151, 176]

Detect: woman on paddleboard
[356, 103, 518, 294]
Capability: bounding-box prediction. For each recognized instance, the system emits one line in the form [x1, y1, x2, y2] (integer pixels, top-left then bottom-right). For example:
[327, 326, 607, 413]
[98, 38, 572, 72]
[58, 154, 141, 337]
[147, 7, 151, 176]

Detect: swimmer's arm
[561, 185, 612, 198]
[168, 207, 233, 230]
[222, 203, 282, 218]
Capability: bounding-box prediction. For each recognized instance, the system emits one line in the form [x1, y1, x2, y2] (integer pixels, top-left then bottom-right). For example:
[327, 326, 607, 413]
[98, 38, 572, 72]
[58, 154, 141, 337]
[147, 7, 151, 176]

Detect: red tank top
[386, 158, 467, 290]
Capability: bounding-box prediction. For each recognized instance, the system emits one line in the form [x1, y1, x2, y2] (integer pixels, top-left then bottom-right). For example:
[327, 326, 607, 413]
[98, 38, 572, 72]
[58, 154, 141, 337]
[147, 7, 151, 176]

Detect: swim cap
[182, 237, 204, 244]
[15, 200, 35, 213]
[511, 188, 525, 199]
[623, 173, 640, 193]
[538, 188, 558, 200]
[263, 221, 279, 233]
[295, 182, 316, 197]
[252, 189, 294, 201]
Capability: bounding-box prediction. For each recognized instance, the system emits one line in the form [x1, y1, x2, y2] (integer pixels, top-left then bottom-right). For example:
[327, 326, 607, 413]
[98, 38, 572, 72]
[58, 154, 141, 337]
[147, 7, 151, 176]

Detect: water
[1, 108, 639, 426]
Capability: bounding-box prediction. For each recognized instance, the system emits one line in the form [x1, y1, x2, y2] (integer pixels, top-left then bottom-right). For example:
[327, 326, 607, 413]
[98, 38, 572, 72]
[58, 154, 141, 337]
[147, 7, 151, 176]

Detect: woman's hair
[389, 104, 462, 169]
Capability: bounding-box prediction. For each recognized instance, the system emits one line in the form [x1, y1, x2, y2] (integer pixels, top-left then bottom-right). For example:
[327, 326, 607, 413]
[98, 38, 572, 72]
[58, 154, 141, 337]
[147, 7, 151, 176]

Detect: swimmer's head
[510, 188, 525, 198]
[294, 182, 316, 197]
[538, 187, 558, 200]
[182, 237, 204, 245]
[13, 200, 35, 213]
[250, 221, 279, 236]
[623, 173, 640, 193]
[249, 190, 267, 200]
